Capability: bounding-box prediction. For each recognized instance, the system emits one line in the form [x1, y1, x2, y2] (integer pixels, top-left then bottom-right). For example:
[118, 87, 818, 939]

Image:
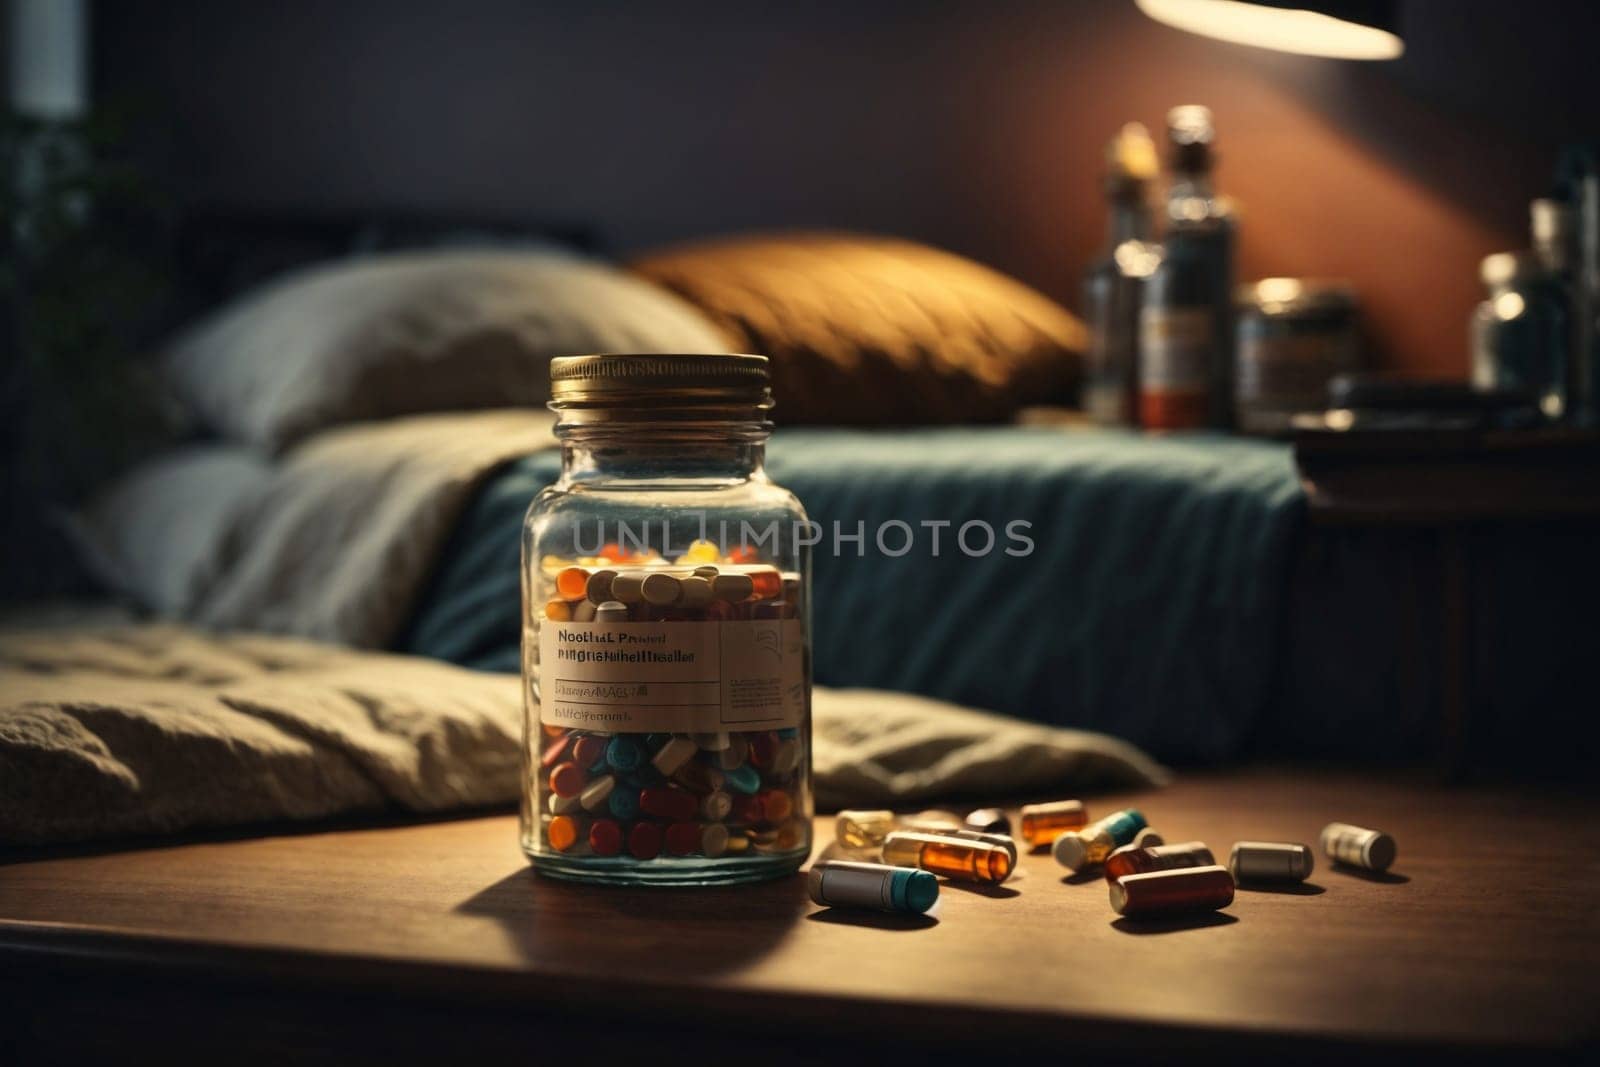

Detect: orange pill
[545, 598, 573, 621]
[549, 761, 586, 798]
[747, 567, 782, 599]
[555, 567, 590, 599]
[548, 815, 580, 852]
[761, 789, 794, 823]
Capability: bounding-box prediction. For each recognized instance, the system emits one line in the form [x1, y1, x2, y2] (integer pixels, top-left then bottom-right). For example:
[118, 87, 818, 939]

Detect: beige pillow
[632, 232, 1086, 424]
[164, 249, 730, 451]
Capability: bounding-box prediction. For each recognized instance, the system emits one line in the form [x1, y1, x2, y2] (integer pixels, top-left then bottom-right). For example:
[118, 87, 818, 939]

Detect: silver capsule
[1229, 840, 1314, 882]
[1320, 822, 1397, 872]
[808, 860, 939, 915]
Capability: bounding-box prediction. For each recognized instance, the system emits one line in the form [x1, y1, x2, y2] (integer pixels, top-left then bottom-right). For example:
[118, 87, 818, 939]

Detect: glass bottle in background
[1139, 105, 1237, 431]
[1082, 123, 1161, 426]
[1471, 251, 1568, 417]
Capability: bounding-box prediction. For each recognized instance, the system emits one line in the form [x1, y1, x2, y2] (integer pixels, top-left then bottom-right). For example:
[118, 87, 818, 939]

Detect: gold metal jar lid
[549, 353, 772, 409]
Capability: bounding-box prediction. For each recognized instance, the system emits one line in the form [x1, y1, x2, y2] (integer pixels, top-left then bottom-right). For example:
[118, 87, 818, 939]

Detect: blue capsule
[609, 786, 641, 820]
[724, 763, 761, 795]
[607, 737, 644, 773]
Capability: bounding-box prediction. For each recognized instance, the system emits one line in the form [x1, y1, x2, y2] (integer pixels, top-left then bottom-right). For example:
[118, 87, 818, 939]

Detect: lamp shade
[1135, 0, 1404, 60]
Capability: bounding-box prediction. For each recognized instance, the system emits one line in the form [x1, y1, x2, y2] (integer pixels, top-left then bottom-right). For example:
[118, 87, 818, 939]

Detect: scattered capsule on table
[1103, 840, 1215, 883]
[1132, 828, 1165, 848]
[930, 828, 1020, 868]
[1019, 800, 1088, 848]
[900, 809, 964, 834]
[1321, 822, 1397, 872]
[883, 831, 1014, 884]
[1110, 865, 1235, 918]
[1229, 841, 1315, 883]
[1053, 808, 1147, 873]
[965, 807, 1012, 836]
[809, 861, 940, 915]
[836, 809, 896, 850]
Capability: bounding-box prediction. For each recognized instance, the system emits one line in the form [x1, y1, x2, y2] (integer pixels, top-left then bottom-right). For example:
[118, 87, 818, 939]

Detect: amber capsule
[1019, 800, 1088, 848]
[883, 831, 1013, 884]
[1104, 840, 1216, 883]
[544, 598, 574, 621]
[1110, 865, 1235, 917]
[927, 828, 1020, 868]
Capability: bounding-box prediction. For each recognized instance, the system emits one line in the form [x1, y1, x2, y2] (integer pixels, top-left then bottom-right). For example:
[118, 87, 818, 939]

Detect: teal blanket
[401, 428, 1303, 764]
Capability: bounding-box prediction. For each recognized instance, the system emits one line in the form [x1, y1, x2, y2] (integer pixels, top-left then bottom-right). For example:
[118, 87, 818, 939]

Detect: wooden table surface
[3, 769, 1596, 1062]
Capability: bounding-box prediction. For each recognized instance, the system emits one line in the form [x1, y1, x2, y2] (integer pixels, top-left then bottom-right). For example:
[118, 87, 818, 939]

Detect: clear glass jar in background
[1234, 278, 1362, 435]
[1471, 251, 1569, 418]
[521, 354, 812, 885]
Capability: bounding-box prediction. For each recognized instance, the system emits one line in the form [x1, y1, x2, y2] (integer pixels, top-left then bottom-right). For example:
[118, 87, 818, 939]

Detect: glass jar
[520, 353, 812, 885]
[1234, 278, 1361, 435]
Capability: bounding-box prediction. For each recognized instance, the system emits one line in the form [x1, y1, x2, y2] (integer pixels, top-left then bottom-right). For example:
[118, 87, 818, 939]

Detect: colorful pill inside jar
[520, 355, 812, 886]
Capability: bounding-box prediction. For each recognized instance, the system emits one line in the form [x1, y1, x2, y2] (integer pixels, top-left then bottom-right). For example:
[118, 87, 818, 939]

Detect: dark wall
[97, 0, 1596, 379]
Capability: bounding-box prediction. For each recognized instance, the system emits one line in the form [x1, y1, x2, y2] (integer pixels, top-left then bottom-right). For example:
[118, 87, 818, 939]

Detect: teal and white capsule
[808, 861, 939, 915]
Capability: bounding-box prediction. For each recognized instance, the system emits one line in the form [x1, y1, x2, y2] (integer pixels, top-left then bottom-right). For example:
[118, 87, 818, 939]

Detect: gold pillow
[631, 233, 1084, 424]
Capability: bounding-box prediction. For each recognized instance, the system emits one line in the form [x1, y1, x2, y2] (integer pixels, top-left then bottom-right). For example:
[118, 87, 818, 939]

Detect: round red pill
[732, 793, 766, 825]
[760, 789, 794, 823]
[570, 735, 607, 768]
[589, 819, 623, 856]
[665, 822, 701, 856]
[628, 821, 663, 860]
[639, 787, 697, 821]
[549, 761, 586, 798]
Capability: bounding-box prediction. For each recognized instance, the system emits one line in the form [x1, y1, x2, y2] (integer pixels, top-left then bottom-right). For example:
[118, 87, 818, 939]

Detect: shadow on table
[940, 880, 1020, 900]
[1111, 912, 1239, 935]
[457, 866, 811, 972]
[1236, 880, 1327, 896]
[806, 908, 938, 931]
[1330, 866, 1410, 884]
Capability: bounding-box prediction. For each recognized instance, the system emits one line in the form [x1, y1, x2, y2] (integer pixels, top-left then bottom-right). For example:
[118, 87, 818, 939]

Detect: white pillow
[63, 446, 273, 616]
[163, 249, 730, 451]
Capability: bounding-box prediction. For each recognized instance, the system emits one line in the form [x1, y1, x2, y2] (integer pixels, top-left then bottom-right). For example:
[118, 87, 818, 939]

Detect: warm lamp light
[1135, 0, 1404, 60]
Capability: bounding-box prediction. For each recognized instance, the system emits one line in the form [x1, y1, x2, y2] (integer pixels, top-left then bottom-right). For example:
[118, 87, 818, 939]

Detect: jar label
[538, 620, 806, 732]
[1139, 306, 1213, 391]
